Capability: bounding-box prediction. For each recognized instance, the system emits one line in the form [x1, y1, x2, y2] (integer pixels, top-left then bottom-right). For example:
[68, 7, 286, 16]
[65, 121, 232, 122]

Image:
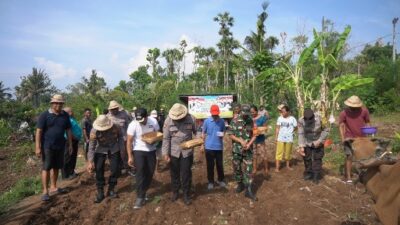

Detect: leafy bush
[392, 132, 400, 155]
[0, 177, 41, 214]
[0, 119, 11, 147]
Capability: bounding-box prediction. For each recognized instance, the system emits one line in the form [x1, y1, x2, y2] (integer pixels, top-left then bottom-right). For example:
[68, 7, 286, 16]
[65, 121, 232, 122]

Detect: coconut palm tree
[15, 68, 57, 107]
[0, 81, 12, 101]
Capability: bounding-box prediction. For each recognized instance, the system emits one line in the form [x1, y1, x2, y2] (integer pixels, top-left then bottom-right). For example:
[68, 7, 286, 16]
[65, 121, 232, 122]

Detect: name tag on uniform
[185, 124, 192, 129]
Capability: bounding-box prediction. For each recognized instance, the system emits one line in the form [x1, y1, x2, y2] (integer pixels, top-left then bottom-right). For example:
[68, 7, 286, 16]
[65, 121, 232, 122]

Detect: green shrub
[0, 119, 11, 147]
[392, 132, 400, 155]
[0, 177, 41, 214]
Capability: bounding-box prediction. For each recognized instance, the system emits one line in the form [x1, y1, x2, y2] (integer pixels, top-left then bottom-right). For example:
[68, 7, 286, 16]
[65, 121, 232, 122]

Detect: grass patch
[371, 112, 400, 124]
[9, 144, 35, 173]
[0, 176, 41, 215]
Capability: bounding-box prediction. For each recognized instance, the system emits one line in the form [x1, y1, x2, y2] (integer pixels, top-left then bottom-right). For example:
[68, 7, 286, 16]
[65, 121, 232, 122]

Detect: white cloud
[34, 57, 77, 79]
[124, 47, 150, 76]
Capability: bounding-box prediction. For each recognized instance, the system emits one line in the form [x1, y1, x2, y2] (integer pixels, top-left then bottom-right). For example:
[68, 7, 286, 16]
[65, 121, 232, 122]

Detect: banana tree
[257, 36, 320, 117]
[330, 74, 374, 114]
[313, 25, 351, 123]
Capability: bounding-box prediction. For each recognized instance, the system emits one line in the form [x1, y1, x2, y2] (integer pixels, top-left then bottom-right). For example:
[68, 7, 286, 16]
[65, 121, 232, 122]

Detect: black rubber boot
[244, 185, 258, 201]
[235, 182, 245, 193]
[303, 173, 313, 181]
[107, 187, 118, 198]
[94, 188, 105, 203]
[183, 193, 192, 206]
[312, 173, 321, 184]
[171, 192, 179, 202]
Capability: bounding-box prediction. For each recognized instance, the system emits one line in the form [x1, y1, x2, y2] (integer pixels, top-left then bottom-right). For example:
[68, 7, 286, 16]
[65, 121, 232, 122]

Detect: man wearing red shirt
[339, 96, 370, 183]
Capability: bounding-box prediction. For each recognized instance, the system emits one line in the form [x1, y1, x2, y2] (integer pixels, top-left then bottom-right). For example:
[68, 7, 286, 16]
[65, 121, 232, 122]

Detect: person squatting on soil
[35, 94, 73, 202]
[126, 108, 160, 209]
[202, 104, 226, 190]
[162, 103, 197, 206]
[81, 108, 93, 161]
[87, 115, 124, 203]
[62, 107, 82, 180]
[339, 95, 370, 184]
[250, 105, 269, 178]
[275, 105, 297, 172]
[298, 108, 330, 184]
[228, 104, 258, 201]
[107, 100, 132, 175]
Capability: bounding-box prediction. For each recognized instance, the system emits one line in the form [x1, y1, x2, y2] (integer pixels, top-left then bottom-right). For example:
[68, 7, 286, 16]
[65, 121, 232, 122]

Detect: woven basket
[180, 138, 204, 149]
[141, 132, 163, 145]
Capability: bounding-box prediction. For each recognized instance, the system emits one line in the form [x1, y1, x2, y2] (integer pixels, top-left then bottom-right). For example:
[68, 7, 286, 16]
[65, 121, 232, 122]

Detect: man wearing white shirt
[127, 108, 160, 209]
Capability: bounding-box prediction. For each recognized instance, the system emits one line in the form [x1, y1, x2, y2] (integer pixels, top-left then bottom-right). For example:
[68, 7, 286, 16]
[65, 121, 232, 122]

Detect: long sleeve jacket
[298, 115, 330, 148]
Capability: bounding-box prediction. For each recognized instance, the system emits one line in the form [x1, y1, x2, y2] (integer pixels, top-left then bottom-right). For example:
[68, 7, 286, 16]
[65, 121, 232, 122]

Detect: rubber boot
[107, 186, 118, 198]
[183, 192, 192, 206]
[312, 172, 321, 184]
[235, 182, 245, 193]
[303, 172, 313, 181]
[94, 188, 105, 203]
[244, 184, 258, 201]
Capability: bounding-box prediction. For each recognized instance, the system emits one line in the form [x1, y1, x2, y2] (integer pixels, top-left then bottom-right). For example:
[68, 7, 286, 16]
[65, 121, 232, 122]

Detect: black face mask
[304, 109, 315, 126]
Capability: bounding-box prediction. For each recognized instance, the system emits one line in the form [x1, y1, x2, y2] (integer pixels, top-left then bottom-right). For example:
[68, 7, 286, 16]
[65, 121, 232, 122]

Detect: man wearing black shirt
[35, 94, 73, 201]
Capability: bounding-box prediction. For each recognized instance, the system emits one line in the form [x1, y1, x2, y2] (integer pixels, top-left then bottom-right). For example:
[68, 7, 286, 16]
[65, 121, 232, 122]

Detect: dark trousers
[95, 151, 121, 190]
[170, 154, 193, 195]
[62, 139, 79, 179]
[134, 150, 156, 198]
[205, 150, 224, 183]
[83, 141, 89, 161]
[303, 146, 324, 175]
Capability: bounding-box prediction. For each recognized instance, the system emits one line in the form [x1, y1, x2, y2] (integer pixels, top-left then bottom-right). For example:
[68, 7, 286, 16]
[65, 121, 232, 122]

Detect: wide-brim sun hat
[169, 103, 188, 120]
[108, 100, 120, 110]
[93, 115, 113, 131]
[344, 95, 363, 108]
[50, 94, 65, 103]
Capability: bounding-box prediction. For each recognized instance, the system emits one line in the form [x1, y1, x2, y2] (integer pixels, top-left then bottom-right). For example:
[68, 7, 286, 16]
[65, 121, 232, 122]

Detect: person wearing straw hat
[162, 103, 197, 205]
[107, 100, 131, 174]
[35, 94, 73, 202]
[126, 108, 160, 209]
[339, 95, 370, 184]
[87, 115, 124, 203]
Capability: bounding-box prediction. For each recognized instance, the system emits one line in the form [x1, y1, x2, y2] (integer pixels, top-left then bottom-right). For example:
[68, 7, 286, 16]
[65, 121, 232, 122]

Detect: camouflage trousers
[232, 143, 253, 185]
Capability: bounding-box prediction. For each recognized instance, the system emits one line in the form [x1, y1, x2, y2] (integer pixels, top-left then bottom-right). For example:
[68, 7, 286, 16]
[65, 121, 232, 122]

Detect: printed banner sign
[188, 95, 233, 119]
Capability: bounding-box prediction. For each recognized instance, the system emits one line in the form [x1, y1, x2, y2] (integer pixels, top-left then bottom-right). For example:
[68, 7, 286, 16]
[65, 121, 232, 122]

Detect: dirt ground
[1, 139, 381, 225]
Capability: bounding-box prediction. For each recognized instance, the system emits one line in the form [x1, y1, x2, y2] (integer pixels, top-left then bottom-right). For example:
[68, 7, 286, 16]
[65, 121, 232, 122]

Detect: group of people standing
[35, 94, 371, 208]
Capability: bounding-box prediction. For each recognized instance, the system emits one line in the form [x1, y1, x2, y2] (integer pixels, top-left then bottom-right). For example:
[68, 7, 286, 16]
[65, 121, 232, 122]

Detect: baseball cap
[210, 104, 220, 116]
[135, 108, 148, 122]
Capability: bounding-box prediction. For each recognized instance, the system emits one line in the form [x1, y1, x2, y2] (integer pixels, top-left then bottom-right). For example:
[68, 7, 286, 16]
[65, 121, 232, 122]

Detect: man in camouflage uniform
[228, 104, 257, 201]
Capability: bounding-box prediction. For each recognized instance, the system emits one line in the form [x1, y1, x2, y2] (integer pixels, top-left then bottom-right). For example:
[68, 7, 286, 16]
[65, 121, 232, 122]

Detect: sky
[0, 0, 399, 92]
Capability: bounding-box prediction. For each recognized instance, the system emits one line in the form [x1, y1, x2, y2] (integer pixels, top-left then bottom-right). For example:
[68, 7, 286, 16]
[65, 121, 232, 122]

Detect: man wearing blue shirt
[202, 105, 226, 190]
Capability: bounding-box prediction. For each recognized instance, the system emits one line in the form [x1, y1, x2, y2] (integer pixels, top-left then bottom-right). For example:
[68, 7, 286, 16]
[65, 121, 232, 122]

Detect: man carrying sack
[162, 103, 197, 205]
[87, 115, 124, 203]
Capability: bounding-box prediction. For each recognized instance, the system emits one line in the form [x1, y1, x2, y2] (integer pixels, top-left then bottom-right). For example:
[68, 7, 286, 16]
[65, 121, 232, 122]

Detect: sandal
[41, 194, 50, 202]
[50, 188, 68, 195]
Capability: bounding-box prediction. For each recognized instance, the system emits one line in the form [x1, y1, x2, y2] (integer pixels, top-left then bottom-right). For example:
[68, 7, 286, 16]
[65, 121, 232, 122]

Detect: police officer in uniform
[87, 115, 124, 203]
[162, 103, 197, 205]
